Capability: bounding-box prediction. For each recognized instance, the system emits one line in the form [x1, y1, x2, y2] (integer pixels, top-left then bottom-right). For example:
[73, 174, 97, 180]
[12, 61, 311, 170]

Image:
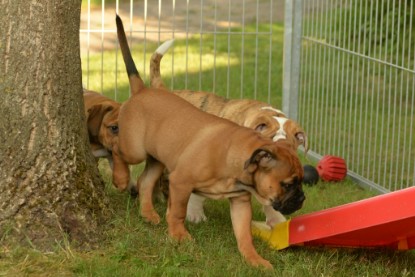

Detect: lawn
[1, 18, 414, 277]
[1, 161, 414, 276]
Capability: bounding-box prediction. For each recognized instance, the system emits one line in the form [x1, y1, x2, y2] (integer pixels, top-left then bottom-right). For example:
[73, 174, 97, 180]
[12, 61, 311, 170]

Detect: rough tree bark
[0, 1, 110, 249]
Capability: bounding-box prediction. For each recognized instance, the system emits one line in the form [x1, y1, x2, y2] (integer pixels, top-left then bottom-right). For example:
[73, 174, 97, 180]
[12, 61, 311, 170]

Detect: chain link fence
[284, 0, 414, 192]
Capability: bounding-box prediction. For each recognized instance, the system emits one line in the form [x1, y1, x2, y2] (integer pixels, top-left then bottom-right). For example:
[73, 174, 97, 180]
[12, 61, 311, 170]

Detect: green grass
[1, 161, 414, 276]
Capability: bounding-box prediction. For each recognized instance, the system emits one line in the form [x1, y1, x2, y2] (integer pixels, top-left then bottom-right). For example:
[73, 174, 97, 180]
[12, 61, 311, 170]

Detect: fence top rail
[302, 36, 415, 75]
[79, 29, 274, 35]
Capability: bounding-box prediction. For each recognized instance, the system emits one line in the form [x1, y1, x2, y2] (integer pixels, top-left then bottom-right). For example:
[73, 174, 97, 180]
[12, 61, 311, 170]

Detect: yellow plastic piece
[251, 220, 291, 250]
[398, 238, 409, 250]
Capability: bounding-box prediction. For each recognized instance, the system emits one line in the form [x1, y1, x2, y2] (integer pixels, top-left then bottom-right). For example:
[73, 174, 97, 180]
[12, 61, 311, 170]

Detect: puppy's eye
[264, 153, 273, 160]
[108, 125, 119, 134]
[255, 123, 267, 132]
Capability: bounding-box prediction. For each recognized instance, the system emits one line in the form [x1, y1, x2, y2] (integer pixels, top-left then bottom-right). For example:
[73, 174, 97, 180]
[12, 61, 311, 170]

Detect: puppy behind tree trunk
[83, 89, 136, 192]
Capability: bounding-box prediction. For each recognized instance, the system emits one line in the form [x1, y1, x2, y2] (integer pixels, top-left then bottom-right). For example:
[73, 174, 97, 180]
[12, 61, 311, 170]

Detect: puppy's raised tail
[149, 39, 174, 89]
[116, 14, 145, 94]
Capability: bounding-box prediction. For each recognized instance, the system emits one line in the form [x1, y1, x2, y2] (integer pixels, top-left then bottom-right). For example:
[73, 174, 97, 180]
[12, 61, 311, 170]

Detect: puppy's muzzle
[272, 183, 305, 215]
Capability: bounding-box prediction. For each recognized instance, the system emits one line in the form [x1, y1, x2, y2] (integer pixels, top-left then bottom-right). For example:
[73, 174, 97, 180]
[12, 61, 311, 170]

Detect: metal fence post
[283, 0, 303, 120]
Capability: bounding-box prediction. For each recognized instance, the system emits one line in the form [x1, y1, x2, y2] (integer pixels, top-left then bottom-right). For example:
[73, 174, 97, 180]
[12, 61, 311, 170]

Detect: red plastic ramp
[289, 186, 415, 249]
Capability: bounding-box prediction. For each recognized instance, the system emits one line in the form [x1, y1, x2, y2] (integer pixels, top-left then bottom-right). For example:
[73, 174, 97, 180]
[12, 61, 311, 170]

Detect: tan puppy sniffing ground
[150, 40, 308, 226]
[113, 15, 305, 269]
[84, 89, 120, 166]
[83, 89, 135, 190]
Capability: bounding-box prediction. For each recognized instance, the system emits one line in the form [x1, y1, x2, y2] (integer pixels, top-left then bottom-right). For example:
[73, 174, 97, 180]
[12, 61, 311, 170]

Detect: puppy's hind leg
[138, 157, 165, 224]
[166, 177, 193, 241]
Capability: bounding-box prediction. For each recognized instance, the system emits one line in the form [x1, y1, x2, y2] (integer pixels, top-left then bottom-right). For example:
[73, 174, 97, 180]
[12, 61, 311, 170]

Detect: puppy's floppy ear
[294, 131, 308, 153]
[248, 115, 270, 131]
[280, 119, 308, 152]
[248, 115, 279, 138]
[296, 132, 308, 153]
[86, 104, 114, 137]
[244, 148, 277, 173]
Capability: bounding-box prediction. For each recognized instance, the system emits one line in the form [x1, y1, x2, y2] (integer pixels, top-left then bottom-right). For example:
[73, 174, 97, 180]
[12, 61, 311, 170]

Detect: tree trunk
[0, 1, 110, 250]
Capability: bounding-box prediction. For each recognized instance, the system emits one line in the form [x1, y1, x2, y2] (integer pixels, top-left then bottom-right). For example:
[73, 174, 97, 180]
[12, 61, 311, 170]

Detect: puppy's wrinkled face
[243, 140, 305, 215]
[87, 104, 120, 151]
[247, 107, 308, 153]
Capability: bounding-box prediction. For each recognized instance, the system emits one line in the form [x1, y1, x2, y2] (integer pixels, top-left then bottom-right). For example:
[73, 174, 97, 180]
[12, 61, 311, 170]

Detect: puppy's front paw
[246, 255, 273, 270]
[170, 229, 193, 242]
[266, 212, 286, 228]
[186, 195, 207, 223]
[263, 206, 286, 228]
[142, 209, 161, 225]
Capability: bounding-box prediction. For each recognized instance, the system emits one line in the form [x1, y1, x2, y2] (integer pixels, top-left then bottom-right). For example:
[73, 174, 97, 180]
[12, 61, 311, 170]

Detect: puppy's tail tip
[150, 39, 174, 89]
[116, 14, 145, 94]
[155, 39, 175, 55]
[116, 13, 122, 26]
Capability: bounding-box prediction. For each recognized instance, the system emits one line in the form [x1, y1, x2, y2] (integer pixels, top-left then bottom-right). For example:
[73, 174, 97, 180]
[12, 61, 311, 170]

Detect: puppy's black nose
[277, 199, 304, 215]
[272, 201, 283, 212]
[272, 189, 305, 215]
